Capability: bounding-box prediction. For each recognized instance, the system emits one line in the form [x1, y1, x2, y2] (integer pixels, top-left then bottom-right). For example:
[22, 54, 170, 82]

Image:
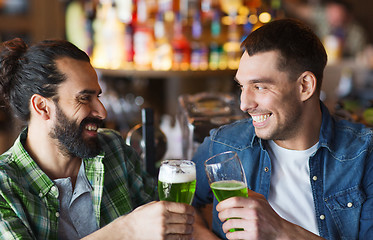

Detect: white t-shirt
[267, 140, 319, 235]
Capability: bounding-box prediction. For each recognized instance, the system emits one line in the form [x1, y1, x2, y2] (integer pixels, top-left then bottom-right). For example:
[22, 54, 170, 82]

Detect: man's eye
[79, 96, 91, 102]
[236, 83, 243, 90]
[255, 85, 264, 90]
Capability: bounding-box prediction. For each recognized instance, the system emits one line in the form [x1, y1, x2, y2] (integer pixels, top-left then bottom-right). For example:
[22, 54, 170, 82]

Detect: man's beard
[49, 104, 103, 158]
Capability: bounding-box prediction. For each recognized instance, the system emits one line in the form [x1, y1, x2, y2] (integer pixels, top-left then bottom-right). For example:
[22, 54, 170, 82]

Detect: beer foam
[158, 164, 196, 183]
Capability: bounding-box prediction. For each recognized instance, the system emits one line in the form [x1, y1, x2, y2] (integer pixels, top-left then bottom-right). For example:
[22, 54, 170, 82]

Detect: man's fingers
[163, 201, 195, 215]
[165, 234, 194, 240]
[216, 197, 248, 212]
[166, 211, 195, 224]
[164, 223, 194, 235]
[216, 190, 266, 212]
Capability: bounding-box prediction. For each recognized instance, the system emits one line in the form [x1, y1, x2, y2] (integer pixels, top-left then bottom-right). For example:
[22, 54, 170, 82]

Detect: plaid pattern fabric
[0, 128, 156, 239]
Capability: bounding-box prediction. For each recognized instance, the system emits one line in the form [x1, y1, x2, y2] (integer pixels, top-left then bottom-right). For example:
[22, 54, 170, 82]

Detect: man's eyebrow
[77, 89, 102, 95]
[234, 77, 274, 84]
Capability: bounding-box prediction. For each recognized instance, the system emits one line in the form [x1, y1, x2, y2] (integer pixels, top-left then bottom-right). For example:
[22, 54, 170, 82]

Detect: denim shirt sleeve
[191, 133, 215, 208]
[359, 151, 373, 238]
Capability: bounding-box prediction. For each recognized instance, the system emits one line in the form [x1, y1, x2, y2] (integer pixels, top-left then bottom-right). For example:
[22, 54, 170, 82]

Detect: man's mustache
[80, 117, 104, 129]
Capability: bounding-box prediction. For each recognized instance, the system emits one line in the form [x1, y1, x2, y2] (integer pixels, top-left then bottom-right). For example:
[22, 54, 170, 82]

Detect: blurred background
[1, 0, 373, 161]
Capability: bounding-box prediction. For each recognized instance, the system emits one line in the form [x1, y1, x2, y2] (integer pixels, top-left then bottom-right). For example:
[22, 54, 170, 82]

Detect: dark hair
[0, 38, 90, 122]
[241, 18, 327, 93]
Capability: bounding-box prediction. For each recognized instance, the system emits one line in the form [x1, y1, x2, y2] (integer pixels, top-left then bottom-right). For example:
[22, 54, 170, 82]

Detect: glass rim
[160, 159, 195, 166]
[204, 150, 238, 167]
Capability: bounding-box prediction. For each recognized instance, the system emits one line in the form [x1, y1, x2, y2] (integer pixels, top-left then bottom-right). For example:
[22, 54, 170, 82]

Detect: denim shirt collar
[318, 101, 335, 150]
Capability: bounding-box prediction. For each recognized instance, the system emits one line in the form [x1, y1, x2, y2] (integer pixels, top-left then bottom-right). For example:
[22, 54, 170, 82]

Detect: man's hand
[84, 201, 195, 240]
[216, 190, 324, 240]
[123, 201, 195, 240]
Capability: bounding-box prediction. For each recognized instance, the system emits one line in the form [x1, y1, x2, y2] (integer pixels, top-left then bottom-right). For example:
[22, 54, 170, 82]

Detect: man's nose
[92, 99, 107, 120]
[240, 88, 257, 112]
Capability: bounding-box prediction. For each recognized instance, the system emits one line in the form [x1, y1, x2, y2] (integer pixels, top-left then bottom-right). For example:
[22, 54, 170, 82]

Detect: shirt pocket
[325, 187, 366, 239]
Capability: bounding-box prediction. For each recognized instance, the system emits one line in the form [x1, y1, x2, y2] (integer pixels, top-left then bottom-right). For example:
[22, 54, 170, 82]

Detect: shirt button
[312, 176, 318, 181]
[51, 186, 57, 192]
[264, 167, 269, 172]
[347, 202, 353, 208]
[55, 212, 60, 218]
[38, 192, 43, 198]
[320, 215, 325, 220]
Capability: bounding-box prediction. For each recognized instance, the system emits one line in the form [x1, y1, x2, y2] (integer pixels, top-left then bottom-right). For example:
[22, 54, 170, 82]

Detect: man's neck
[274, 100, 322, 151]
[25, 124, 82, 183]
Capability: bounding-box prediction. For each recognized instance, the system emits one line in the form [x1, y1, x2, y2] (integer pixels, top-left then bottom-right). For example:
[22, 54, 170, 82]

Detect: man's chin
[254, 129, 273, 141]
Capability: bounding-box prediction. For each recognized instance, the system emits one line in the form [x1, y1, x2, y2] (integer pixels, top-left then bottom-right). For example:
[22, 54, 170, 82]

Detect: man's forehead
[55, 57, 100, 94]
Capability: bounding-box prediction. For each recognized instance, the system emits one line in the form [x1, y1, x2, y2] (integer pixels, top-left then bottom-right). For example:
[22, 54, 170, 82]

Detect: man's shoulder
[209, 118, 255, 149]
[0, 150, 24, 191]
[327, 117, 373, 160]
[0, 148, 18, 173]
[333, 118, 372, 141]
[98, 128, 123, 140]
[97, 128, 138, 161]
[97, 128, 127, 150]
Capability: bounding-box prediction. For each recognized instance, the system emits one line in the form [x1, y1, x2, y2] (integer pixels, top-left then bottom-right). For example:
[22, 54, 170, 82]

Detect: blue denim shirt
[192, 102, 373, 240]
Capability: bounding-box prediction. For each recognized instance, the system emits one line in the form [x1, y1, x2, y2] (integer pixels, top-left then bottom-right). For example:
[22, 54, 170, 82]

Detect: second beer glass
[204, 151, 248, 231]
[158, 160, 196, 205]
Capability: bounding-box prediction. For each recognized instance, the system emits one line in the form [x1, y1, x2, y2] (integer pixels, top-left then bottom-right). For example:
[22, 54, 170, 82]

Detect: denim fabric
[192, 102, 373, 240]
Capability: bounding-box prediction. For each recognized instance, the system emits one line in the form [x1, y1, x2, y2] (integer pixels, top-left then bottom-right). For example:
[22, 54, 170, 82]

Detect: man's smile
[251, 113, 272, 123]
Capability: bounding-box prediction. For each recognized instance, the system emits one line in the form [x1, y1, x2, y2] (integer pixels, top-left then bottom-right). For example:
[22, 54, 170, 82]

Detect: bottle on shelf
[171, 12, 190, 71]
[123, 23, 134, 69]
[224, 21, 242, 69]
[152, 12, 173, 70]
[209, 9, 226, 70]
[190, 11, 209, 70]
[91, 1, 126, 69]
[133, 0, 155, 70]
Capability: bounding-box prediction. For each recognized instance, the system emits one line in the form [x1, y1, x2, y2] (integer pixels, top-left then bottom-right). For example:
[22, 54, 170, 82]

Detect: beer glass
[158, 160, 196, 205]
[204, 151, 248, 231]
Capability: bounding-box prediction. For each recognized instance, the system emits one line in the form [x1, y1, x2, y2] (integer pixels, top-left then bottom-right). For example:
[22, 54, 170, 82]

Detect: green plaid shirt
[0, 128, 156, 239]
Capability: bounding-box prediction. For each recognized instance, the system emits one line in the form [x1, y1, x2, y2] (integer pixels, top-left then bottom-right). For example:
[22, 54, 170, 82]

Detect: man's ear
[30, 94, 51, 120]
[298, 71, 317, 102]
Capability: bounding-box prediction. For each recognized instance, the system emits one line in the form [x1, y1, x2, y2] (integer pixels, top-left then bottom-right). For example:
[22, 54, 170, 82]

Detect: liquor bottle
[133, 0, 154, 70]
[171, 12, 190, 71]
[123, 23, 134, 69]
[115, 0, 133, 24]
[190, 11, 209, 70]
[91, 1, 126, 69]
[223, 21, 242, 69]
[152, 12, 173, 70]
[65, 0, 93, 55]
[209, 9, 225, 70]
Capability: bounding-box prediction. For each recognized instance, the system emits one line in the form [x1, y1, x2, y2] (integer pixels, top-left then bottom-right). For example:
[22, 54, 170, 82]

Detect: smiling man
[0, 39, 195, 239]
[192, 19, 373, 240]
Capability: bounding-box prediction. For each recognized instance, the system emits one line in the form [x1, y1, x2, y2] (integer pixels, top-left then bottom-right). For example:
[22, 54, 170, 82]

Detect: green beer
[158, 160, 196, 205]
[210, 180, 248, 232]
[158, 179, 196, 204]
[210, 180, 248, 201]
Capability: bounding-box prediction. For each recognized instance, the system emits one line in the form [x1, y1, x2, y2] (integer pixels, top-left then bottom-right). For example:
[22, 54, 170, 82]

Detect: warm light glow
[259, 12, 271, 23]
[248, 14, 258, 25]
[221, 16, 233, 25]
[238, 6, 250, 16]
[236, 15, 248, 25]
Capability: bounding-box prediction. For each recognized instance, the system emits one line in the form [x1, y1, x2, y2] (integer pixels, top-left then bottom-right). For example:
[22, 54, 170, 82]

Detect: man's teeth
[252, 114, 271, 123]
[86, 125, 98, 131]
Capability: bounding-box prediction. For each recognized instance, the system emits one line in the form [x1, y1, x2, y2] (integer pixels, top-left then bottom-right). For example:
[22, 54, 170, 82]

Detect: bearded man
[0, 39, 194, 240]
